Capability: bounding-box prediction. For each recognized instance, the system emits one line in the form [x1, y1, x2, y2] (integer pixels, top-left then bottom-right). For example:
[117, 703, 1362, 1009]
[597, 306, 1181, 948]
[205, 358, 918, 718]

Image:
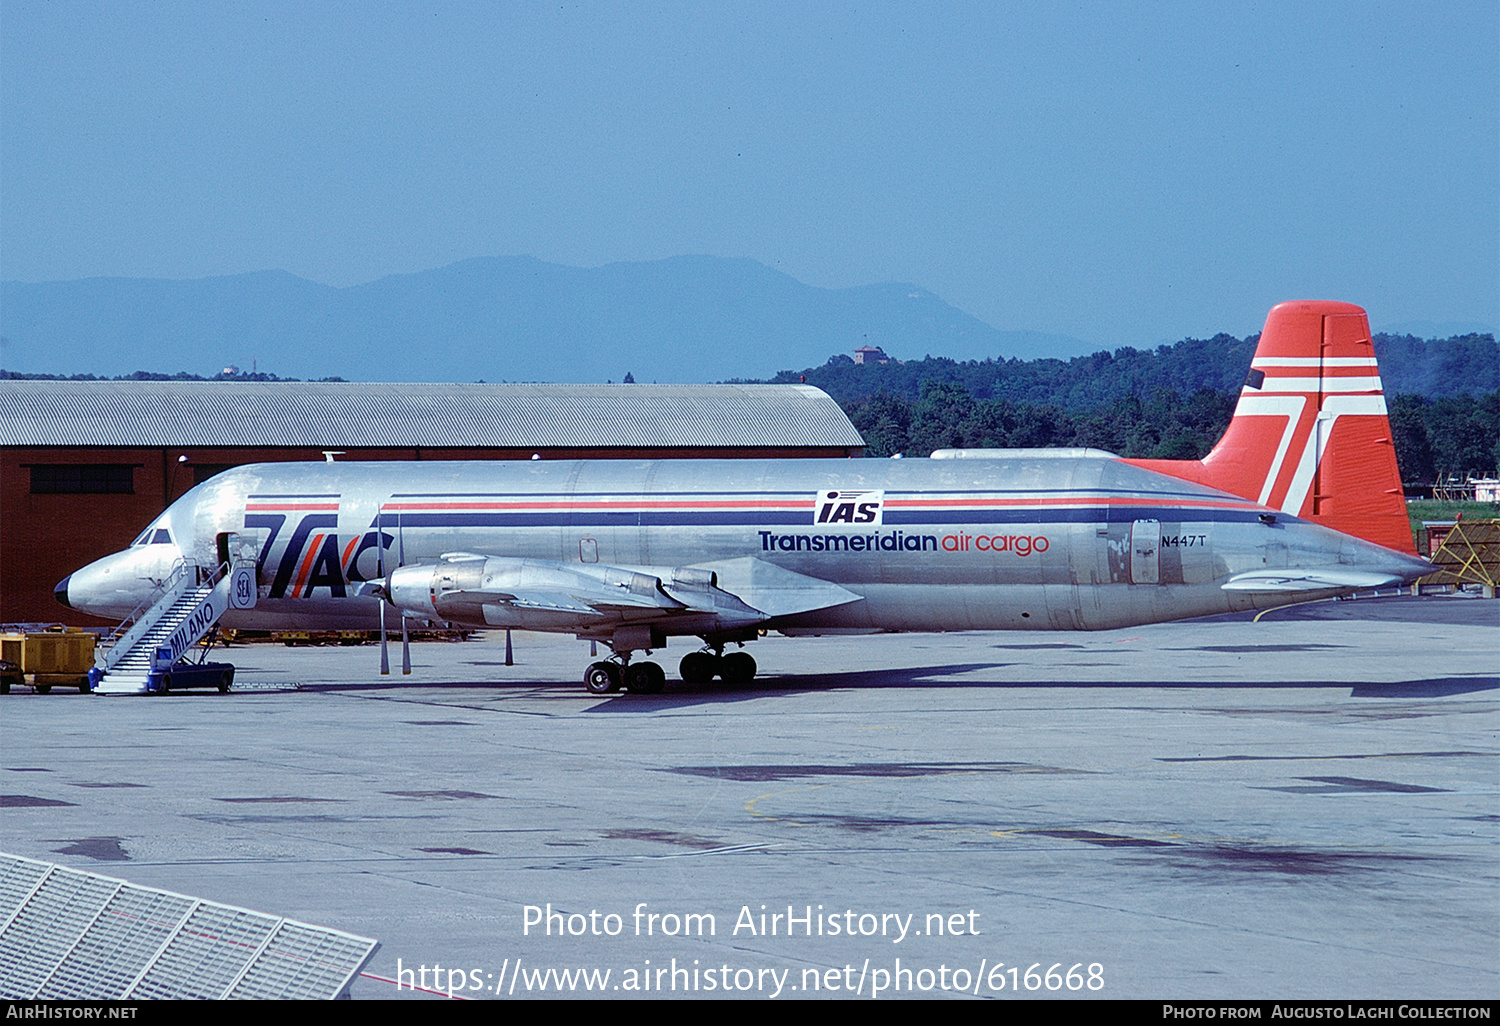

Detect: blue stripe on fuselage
[386, 507, 1265, 529]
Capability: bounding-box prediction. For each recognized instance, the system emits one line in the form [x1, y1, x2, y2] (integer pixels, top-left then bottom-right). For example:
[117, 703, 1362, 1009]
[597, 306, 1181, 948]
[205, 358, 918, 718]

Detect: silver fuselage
[63, 456, 1428, 639]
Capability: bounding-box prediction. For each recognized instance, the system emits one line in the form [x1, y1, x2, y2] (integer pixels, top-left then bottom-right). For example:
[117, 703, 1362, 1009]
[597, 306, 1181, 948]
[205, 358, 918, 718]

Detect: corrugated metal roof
[0, 381, 865, 449]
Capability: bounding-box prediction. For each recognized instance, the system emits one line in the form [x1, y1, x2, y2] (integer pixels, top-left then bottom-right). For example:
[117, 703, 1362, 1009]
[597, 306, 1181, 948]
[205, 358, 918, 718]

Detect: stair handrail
[185, 560, 239, 665]
[94, 559, 226, 672]
[98, 558, 196, 648]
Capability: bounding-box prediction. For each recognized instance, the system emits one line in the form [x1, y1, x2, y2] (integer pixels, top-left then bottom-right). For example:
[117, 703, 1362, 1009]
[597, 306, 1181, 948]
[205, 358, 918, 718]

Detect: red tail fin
[1127, 301, 1415, 554]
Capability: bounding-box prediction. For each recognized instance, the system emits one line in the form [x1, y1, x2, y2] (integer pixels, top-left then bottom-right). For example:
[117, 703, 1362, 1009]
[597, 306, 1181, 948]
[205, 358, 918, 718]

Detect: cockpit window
[132, 526, 173, 546]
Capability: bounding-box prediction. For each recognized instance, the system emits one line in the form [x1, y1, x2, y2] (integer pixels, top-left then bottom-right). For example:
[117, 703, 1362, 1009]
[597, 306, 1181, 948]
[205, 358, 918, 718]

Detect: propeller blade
[401, 614, 411, 675]
[379, 597, 390, 675]
[377, 506, 390, 675]
[393, 510, 410, 675]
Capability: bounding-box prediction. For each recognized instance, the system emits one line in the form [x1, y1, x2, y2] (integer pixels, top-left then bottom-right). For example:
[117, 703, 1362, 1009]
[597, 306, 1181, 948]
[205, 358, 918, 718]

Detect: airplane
[57, 301, 1430, 694]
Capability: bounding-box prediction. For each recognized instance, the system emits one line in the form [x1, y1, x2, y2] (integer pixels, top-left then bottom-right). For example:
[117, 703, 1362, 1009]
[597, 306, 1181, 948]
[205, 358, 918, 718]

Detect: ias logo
[814, 489, 884, 525]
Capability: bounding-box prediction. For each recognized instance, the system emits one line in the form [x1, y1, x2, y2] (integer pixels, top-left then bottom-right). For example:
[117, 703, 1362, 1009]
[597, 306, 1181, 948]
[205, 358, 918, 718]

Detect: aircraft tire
[721, 652, 756, 684]
[584, 662, 621, 695]
[679, 651, 716, 684]
[627, 661, 666, 694]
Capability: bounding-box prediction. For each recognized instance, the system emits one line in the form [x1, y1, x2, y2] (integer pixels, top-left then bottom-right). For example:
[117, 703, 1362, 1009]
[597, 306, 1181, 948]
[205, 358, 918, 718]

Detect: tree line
[768, 332, 1495, 406]
[0, 369, 346, 382]
[764, 331, 1497, 487]
[837, 382, 1497, 487]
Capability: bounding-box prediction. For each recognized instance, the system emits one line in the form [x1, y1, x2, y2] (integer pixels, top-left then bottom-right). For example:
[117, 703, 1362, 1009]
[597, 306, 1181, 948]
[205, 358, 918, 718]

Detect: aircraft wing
[1220, 568, 1411, 593]
[482, 589, 638, 617]
[385, 554, 861, 635]
[686, 555, 863, 619]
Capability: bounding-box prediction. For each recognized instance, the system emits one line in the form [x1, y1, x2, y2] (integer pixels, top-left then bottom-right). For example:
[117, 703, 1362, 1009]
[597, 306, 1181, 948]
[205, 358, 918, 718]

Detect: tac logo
[244, 494, 395, 600]
[813, 489, 884, 526]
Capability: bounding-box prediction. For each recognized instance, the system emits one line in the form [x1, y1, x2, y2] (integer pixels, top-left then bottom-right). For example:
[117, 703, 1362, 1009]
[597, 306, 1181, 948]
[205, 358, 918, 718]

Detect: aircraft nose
[59, 545, 179, 620]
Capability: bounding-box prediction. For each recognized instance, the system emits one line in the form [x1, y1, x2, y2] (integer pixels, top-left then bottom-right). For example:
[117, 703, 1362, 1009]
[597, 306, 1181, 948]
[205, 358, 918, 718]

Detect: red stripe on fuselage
[292, 534, 323, 597]
[246, 503, 341, 512]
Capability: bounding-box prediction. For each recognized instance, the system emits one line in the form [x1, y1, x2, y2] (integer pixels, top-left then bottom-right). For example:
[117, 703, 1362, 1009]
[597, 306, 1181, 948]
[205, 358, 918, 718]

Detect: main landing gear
[582, 643, 757, 695]
[582, 659, 666, 695]
[583, 661, 620, 694]
[678, 648, 756, 685]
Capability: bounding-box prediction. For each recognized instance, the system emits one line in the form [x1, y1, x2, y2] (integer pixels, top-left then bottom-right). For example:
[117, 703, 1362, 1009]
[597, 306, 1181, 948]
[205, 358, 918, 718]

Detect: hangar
[1, 380, 865, 626]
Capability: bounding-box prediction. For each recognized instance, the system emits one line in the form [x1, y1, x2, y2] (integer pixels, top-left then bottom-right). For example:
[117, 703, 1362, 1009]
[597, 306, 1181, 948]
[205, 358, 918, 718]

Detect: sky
[3, 1, 1496, 348]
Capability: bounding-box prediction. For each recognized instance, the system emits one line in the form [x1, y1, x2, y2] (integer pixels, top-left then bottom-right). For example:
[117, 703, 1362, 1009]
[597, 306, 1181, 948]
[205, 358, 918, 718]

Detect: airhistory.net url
[392, 957, 1106, 998]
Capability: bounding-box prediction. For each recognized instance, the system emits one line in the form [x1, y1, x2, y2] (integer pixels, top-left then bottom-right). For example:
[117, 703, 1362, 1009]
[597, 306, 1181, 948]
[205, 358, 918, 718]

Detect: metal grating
[228, 921, 381, 1000]
[129, 904, 283, 999]
[0, 854, 377, 999]
[0, 866, 119, 998]
[0, 856, 49, 921]
[38, 886, 194, 999]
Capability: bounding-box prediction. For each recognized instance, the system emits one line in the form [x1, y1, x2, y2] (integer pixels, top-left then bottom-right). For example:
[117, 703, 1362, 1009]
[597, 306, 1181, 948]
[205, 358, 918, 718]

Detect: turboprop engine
[383, 554, 765, 640]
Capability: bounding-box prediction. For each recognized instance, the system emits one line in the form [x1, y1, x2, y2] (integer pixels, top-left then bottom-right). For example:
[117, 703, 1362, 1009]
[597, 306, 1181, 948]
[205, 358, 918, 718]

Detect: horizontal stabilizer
[1220, 568, 1408, 593]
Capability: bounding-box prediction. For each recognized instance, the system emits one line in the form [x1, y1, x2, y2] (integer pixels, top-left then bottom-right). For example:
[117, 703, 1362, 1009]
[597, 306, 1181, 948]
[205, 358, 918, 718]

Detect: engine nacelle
[385, 557, 683, 625]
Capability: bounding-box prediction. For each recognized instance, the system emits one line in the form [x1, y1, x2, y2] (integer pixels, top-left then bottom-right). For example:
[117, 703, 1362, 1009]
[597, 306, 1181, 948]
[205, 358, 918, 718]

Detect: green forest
[763, 332, 1498, 487]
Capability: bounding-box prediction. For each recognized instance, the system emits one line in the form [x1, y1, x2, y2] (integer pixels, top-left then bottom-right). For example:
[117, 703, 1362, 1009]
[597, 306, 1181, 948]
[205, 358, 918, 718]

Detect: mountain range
[0, 256, 1096, 383]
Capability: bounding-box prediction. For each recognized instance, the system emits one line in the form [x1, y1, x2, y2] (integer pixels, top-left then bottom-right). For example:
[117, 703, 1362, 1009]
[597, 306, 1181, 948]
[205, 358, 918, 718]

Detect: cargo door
[1130, 519, 1160, 585]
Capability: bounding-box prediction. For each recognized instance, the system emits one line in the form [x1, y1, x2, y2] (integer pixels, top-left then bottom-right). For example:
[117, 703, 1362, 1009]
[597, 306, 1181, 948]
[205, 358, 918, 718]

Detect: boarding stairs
[91, 559, 252, 694]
